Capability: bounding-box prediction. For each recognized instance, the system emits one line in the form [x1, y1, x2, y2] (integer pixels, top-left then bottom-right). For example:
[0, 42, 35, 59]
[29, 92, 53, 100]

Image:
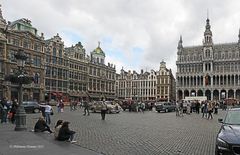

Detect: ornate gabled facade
[88, 43, 116, 101]
[157, 61, 176, 102]
[2, 15, 45, 101]
[44, 34, 69, 102]
[65, 42, 88, 101]
[117, 69, 157, 101]
[176, 18, 240, 101]
[0, 5, 117, 102]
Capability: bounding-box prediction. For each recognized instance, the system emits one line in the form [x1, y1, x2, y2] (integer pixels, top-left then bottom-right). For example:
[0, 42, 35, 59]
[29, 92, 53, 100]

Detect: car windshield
[224, 110, 240, 125]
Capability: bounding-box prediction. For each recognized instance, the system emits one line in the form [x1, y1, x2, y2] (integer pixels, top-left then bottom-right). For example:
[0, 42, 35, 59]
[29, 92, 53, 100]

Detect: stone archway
[177, 90, 183, 101]
[184, 90, 189, 98]
[220, 90, 226, 100]
[213, 90, 219, 101]
[228, 89, 234, 98]
[205, 90, 211, 100]
[197, 90, 203, 96]
[236, 89, 240, 100]
[190, 90, 196, 96]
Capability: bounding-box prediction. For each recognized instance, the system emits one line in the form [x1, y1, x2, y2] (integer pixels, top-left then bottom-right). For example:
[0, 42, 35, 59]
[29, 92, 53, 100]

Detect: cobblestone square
[26, 108, 226, 155]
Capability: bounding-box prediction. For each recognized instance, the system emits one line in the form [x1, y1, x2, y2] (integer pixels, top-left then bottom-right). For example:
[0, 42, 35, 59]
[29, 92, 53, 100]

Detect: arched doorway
[236, 89, 240, 100]
[228, 89, 234, 98]
[213, 90, 219, 101]
[190, 90, 196, 96]
[220, 90, 226, 100]
[205, 90, 211, 100]
[184, 90, 189, 98]
[178, 90, 183, 101]
[197, 90, 203, 96]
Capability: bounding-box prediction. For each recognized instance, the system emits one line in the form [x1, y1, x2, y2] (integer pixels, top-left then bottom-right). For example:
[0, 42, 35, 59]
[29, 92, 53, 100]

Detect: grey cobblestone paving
[26, 108, 226, 155]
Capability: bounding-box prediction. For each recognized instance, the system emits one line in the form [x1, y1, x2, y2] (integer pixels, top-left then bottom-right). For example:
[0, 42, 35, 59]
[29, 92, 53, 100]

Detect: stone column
[234, 89, 236, 99]
[211, 91, 213, 101]
[219, 89, 221, 101]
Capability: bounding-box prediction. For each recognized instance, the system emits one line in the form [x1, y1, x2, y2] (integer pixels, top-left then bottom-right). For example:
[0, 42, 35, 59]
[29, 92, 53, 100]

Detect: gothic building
[176, 18, 240, 101]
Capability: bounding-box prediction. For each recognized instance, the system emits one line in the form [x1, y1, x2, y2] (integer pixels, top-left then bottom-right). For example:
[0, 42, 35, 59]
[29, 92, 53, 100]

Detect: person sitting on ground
[34, 117, 53, 133]
[57, 121, 77, 143]
[54, 120, 63, 139]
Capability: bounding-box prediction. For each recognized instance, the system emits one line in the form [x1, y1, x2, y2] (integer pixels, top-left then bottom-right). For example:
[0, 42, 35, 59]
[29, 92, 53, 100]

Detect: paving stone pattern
[26, 108, 226, 155]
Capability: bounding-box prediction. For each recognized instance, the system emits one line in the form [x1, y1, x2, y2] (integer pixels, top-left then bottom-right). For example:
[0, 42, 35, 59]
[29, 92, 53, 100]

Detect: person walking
[57, 121, 77, 143]
[101, 102, 108, 120]
[179, 101, 184, 117]
[196, 101, 200, 114]
[59, 100, 64, 113]
[57, 100, 61, 113]
[202, 102, 208, 118]
[208, 102, 213, 119]
[10, 99, 18, 124]
[83, 101, 90, 116]
[214, 102, 219, 114]
[176, 102, 180, 116]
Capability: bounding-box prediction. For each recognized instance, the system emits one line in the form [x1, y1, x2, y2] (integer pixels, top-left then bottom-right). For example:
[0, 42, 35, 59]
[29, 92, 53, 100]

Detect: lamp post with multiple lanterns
[5, 49, 33, 131]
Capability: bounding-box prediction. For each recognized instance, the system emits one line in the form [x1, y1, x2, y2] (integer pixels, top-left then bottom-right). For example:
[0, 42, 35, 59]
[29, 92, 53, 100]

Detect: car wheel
[157, 110, 160, 113]
[165, 109, 168, 112]
[34, 109, 40, 113]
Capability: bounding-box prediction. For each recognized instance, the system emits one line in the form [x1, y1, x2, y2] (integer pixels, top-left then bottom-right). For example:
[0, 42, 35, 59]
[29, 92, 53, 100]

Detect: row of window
[89, 67, 115, 79]
[9, 50, 41, 67]
[179, 51, 240, 62]
[119, 81, 157, 88]
[178, 62, 240, 73]
[69, 63, 87, 72]
[118, 89, 157, 96]
[8, 37, 43, 52]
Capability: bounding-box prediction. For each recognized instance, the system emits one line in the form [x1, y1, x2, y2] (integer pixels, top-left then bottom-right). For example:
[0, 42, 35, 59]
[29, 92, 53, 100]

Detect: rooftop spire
[203, 12, 213, 45]
[177, 35, 183, 49]
[98, 41, 100, 47]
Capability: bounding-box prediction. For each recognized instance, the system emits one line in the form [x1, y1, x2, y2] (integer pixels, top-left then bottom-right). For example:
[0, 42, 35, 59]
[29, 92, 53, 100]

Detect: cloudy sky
[2, 0, 240, 75]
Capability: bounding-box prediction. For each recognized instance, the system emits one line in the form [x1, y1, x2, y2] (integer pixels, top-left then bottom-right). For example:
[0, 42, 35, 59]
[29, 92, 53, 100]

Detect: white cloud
[2, 0, 240, 76]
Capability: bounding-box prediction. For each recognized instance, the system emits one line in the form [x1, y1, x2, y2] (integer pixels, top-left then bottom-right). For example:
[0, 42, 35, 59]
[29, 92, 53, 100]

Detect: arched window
[53, 48, 56, 56]
[34, 73, 40, 84]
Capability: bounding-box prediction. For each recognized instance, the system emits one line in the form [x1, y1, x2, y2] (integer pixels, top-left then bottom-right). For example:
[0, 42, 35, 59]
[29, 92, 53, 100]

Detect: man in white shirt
[39, 102, 52, 125]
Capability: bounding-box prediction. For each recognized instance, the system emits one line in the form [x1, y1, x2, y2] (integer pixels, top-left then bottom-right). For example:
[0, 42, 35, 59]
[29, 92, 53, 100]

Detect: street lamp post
[5, 49, 33, 131]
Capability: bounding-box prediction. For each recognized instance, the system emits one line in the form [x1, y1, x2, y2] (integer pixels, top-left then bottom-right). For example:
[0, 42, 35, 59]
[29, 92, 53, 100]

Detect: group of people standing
[176, 100, 219, 119]
[0, 97, 18, 124]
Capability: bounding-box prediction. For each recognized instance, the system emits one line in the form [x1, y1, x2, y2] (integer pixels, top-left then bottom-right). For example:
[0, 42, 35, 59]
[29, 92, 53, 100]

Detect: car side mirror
[218, 118, 223, 123]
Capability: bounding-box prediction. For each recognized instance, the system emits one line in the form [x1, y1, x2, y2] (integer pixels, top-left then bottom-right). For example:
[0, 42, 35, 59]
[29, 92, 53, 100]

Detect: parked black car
[215, 108, 240, 155]
[155, 102, 176, 113]
[22, 101, 40, 113]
